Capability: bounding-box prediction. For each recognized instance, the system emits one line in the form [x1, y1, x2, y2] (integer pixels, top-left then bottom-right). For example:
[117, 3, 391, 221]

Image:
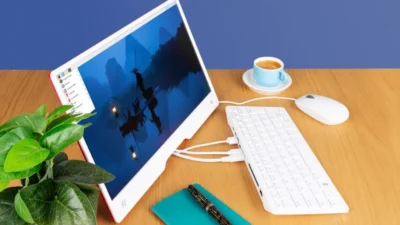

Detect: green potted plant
[0, 105, 114, 225]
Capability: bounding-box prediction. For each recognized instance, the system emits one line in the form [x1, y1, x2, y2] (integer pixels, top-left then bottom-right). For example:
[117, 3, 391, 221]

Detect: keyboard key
[291, 191, 307, 207]
[278, 190, 291, 201]
[305, 196, 318, 207]
[282, 198, 296, 207]
[247, 124, 256, 130]
[253, 135, 261, 142]
[265, 179, 274, 189]
[246, 107, 264, 113]
[239, 107, 249, 114]
[270, 190, 279, 198]
[274, 200, 283, 208]
[316, 195, 330, 208]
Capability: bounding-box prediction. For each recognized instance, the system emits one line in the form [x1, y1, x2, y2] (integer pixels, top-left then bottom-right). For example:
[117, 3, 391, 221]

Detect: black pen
[187, 185, 232, 225]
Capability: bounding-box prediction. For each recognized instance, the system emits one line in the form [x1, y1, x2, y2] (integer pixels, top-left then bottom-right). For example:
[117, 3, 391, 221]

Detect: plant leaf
[0, 114, 46, 135]
[14, 192, 34, 224]
[46, 105, 73, 126]
[81, 123, 92, 128]
[76, 184, 99, 214]
[34, 104, 47, 118]
[0, 187, 30, 225]
[0, 127, 34, 166]
[0, 153, 7, 167]
[4, 139, 50, 172]
[0, 127, 34, 154]
[54, 160, 115, 184]
[40, 124, 84, 159]
[46, 114, 75, 131]
[63, 112, 96, 124]
[53, 152, 68, 165]
[0, 180, 8, 192]
[20, 179, 96, 225]
[0, 164, 41, 181]
[46, 112, 95, 131]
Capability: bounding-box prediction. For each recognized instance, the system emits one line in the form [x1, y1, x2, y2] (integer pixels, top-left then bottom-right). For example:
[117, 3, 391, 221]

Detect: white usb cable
[219, 96, 296, 105]
[173, 137, 243, 162]
[173, 96, 296, 163]
[175, 137, 238, 154]
[175, 149, 241, 155]
[172, 150, 244, 163]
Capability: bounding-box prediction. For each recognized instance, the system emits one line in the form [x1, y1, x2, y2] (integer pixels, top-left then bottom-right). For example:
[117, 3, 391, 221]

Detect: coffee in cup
[256, 60, 282, 70]
[253, 57, 288, 87]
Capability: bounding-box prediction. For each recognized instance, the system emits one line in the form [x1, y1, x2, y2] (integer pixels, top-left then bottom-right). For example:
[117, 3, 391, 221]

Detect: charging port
[248, 164, 259, 187]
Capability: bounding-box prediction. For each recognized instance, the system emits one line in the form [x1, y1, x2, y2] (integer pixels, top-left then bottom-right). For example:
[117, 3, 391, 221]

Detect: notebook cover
[151, 183, 251, 225]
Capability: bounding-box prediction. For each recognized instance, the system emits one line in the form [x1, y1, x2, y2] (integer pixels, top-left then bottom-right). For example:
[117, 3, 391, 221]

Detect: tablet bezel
[49, 0, 219, 222]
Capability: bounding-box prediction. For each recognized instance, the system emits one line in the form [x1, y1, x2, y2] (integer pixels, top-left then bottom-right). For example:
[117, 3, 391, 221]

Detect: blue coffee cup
[253, 57, 288, 87]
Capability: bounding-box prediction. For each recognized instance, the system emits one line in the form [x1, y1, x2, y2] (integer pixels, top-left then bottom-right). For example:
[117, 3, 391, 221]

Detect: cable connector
[175, 136, 238, 154]
[227, 148, 241, 155]
[226, 137, 238, 145]
[221, 151, 245, 162]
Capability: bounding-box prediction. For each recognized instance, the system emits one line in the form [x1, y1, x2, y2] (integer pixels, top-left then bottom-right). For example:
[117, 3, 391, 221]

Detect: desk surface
[1, 69, 400, 225]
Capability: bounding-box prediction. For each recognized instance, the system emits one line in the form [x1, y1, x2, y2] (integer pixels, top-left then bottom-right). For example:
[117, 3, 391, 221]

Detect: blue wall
[0, 0, 399, 69]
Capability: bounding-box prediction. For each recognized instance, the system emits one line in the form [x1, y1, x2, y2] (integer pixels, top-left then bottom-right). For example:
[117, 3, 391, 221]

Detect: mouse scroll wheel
[306, 95, 314, 99]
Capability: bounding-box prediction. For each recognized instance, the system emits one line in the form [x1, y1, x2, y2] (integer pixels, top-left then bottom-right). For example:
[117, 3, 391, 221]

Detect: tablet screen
[56, 5, 211, 199]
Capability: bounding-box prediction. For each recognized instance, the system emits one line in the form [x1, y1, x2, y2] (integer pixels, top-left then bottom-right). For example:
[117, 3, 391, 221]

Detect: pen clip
[205, 203, 214, 212]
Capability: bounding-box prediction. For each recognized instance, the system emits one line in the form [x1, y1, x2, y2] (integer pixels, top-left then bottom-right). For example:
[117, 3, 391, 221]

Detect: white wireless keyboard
[226, 106, 349, 215]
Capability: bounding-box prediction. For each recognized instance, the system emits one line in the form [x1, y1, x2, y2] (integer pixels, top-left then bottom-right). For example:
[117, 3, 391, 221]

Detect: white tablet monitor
[49, 0, 219, 222]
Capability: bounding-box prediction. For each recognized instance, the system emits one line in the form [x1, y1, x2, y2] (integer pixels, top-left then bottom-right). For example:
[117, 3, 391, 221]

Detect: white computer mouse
[295, 94, 349, 125]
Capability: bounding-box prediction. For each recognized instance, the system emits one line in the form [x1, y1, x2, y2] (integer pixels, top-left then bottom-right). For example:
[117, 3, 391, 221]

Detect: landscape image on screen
[77, 5, 211, 199]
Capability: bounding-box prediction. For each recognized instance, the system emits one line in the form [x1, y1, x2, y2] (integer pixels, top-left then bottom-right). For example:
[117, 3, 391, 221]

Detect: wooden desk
[1, 70, 399, 225]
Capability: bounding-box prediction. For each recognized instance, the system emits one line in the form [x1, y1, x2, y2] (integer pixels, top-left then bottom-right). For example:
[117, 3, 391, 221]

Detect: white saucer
[242, 69, 292, 95]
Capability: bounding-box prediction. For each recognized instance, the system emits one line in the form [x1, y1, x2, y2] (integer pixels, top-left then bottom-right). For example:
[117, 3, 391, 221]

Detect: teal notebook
[151, 183, 251, 225]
